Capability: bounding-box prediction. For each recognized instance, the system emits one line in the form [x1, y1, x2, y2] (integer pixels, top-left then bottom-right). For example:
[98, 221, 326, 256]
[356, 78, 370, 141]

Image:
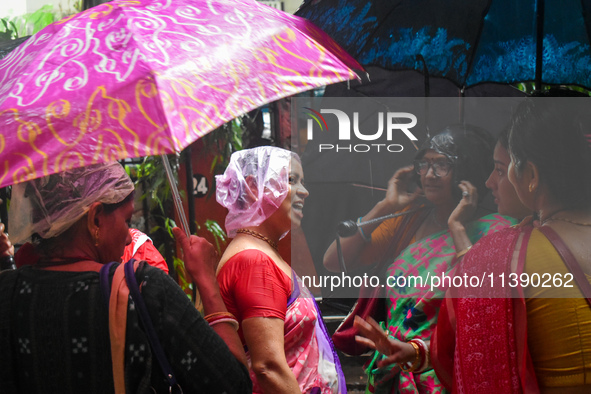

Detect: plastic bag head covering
[415, 124, 494, 203]
[216, 146, 296, 238]
[8, 162, 134, 244]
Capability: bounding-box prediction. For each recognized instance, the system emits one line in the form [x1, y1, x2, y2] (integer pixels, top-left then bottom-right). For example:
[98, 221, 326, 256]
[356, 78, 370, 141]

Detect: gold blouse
[524, 229, 591, 387]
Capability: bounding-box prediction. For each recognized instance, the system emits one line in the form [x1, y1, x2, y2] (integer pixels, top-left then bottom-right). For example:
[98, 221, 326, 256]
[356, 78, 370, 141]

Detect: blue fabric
[297, 0, 591, 88]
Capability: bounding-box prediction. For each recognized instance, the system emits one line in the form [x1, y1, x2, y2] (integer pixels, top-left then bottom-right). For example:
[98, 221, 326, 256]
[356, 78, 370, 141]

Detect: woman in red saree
[433, 95, 591, 393]
[215, 146, 345, 394]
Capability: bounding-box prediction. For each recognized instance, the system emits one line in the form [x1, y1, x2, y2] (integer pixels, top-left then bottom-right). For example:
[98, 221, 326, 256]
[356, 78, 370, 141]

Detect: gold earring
[94, 228, 100, 246]
[529, 183, 535, 193]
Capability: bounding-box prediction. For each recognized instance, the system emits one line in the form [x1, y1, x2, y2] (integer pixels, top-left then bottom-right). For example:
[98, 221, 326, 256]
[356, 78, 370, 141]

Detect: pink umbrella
[0, 0, 362, 190]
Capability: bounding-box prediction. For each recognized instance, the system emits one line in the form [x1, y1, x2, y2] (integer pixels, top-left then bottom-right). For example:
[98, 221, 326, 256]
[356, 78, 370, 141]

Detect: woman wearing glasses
[324, 125, 517, 394]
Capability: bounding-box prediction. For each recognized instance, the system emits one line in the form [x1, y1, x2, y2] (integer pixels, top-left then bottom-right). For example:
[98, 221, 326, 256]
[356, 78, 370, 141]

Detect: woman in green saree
[324, 124, 517, 393]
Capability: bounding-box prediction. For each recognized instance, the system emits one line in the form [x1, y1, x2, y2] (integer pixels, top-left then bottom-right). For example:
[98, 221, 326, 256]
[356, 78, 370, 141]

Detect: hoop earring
[94, 228, 100, 247]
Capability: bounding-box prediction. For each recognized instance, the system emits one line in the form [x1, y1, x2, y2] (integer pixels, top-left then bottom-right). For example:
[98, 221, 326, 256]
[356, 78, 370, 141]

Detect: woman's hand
[381, 166, 422, 214]
[172, 227, 218, 283]
[353, 316, 415, 369]
[323, 165, 422, 273]
[448, 181, 477, 256]
[448, 181, 478, 228]
[0, 223, 14, 257]
[173, 227, 248, 368]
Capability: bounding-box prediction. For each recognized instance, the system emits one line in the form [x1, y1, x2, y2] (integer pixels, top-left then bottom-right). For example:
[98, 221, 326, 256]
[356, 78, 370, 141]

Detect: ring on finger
[462, 191, 469, 197]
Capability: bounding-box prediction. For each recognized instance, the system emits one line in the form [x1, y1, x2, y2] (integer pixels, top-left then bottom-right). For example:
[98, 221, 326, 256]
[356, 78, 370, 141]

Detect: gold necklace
[543, 217, 591, 227]
[236, 228, 278, 250]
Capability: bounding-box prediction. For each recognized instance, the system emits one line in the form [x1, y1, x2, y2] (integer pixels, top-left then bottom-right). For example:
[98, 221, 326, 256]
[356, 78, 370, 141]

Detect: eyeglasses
[413, 159, 453, 177]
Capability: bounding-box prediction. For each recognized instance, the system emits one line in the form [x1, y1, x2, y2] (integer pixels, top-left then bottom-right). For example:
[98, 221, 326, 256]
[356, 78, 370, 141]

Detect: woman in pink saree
[215, 146, 345, 394]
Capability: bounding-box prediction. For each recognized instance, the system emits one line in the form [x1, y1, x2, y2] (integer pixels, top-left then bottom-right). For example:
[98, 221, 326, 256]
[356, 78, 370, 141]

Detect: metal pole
[181, 148, 198, 302]
[184, 147, 197, 235]
[161, 155, 190, 237]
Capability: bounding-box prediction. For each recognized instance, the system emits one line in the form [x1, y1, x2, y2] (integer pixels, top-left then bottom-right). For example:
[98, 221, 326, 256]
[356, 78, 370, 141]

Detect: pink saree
[248, 271, 346, 394]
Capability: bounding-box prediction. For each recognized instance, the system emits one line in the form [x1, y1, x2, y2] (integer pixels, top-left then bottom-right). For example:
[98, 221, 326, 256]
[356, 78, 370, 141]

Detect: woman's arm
[172, 227, 248, 367]
[323, 166, 421, 272]
[0, 223, 14, 257]
[242, 317, 301, 394]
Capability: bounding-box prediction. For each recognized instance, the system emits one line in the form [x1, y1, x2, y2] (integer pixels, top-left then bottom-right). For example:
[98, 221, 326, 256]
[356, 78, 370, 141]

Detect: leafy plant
[128, 130, 235, 296]
[125, 154, 183, 283]
[1, 5, 56, 38]
[0, 19, 18, 40]
[515, 82, 590, 96]
[202, 219, 228, 255]
[127, 117, 246, 298]
[206, 119, 244, 175]
[0, 0, 83, 40]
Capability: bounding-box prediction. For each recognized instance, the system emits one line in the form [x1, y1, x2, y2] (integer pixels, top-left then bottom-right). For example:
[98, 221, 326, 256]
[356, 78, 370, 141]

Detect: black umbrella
[0, 37, 30, 59]
[297, 0, 591, 90]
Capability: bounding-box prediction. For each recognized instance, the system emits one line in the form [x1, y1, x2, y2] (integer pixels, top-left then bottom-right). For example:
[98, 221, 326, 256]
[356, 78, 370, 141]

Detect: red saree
[432, 224, 539, 394]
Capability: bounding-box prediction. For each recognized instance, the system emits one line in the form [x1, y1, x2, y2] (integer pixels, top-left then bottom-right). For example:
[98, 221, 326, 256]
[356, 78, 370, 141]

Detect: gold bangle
[455, 245, 472, 259]
[398, 341, 420, 373]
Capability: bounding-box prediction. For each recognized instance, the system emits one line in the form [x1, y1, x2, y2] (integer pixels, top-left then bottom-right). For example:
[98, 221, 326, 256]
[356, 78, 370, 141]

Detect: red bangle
[409, 339, 428, 371]
[204, 311, 236, 323]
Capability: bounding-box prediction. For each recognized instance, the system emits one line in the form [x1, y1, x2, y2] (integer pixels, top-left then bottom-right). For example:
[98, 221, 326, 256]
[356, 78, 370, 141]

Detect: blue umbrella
[297, 0, 591, 90]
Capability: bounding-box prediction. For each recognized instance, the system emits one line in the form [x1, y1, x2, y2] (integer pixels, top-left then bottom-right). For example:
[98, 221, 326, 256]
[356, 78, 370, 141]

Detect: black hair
[103, 190, 135, 213]
[508, 95, 591, 208]
[415, 124, 495, 203]
[497, 127, 510, 150]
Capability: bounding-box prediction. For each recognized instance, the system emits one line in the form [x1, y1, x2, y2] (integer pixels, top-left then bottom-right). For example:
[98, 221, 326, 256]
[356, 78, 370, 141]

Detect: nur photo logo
[303, 108, 419, 153]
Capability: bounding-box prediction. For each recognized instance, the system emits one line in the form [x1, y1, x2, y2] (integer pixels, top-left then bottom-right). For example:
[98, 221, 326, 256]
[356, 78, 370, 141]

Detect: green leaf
[164, 217, 177, 238]
[173, 256, 193, 300]
[210, 155, 219, 173]
[204, 219, 227, 255]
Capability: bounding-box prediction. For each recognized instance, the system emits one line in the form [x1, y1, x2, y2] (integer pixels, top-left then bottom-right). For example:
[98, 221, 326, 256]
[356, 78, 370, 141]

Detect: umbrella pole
[183, 147, 197, 235]
[182, 148, 198, 303]
[535, 0, 545, 91]
[161, 155, 191, 238]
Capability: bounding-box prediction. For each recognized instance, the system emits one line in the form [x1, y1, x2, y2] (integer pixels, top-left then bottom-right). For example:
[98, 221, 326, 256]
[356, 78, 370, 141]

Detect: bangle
[209, 317, 239, 331]
[409, 339, 429, 372]
[357, 217, 371, 242]
[399, 341, 420, 373]
[455, 245, 472, 259]
[204, 311, 236, 322]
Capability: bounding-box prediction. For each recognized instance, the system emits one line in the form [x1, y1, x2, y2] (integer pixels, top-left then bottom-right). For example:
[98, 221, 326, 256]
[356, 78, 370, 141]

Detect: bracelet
[209, 317, 239, 331]
[357, 217, 372, 242]
[204, 311, 236, 323]
[398, 341, 421, 373]
[410, 339, 429, 372]
[455, 245, 472, 259]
